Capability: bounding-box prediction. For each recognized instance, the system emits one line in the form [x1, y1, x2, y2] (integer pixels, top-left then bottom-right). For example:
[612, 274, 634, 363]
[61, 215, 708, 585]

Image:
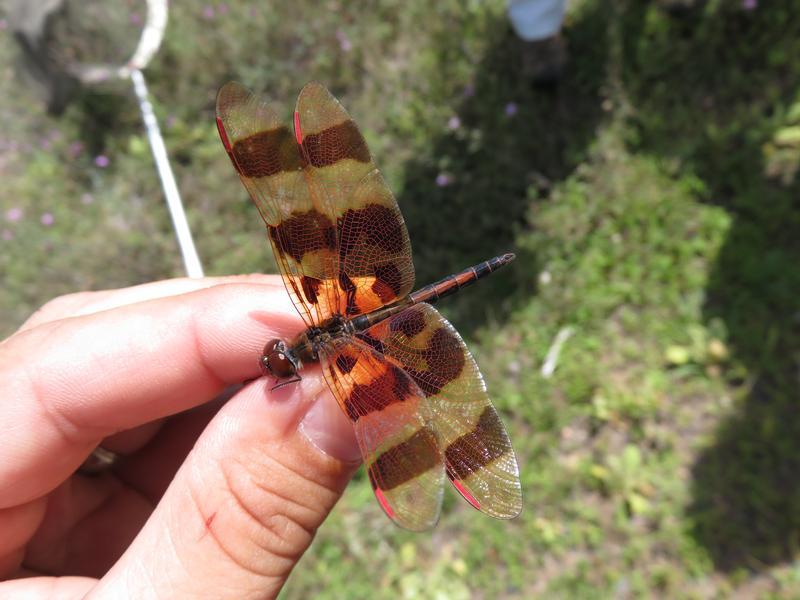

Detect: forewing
[216, 81, 340, 326]
[296, 82, 415, 316]
[358, 303, 522, 519]
[319, 337, 445, 531]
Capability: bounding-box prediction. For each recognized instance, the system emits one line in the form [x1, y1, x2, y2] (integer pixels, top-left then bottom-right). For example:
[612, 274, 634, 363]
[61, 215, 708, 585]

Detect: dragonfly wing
[295, 82, 415, 316]
[216, 81, 339, 326]
[358, 303, 522, 519]
[319, 336, 445, 531]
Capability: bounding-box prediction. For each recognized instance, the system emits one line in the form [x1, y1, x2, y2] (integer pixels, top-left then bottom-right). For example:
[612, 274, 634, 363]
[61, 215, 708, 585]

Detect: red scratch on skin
[204, 511, 217, 534]
[294, 111, 303, 145]
[452, 480, 481, 510]
[374, 487, 395, 519]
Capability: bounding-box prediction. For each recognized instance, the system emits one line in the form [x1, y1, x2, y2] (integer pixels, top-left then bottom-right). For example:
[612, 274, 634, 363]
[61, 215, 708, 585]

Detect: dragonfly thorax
[261, 316, 353, 380]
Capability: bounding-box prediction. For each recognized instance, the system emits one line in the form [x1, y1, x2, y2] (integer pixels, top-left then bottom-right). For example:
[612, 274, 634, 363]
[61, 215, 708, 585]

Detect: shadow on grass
[397, 2, 610, 333]
[619, 0, 800, 572]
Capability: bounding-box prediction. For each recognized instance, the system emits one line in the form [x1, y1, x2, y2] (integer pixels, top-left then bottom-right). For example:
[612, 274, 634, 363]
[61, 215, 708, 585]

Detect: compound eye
[267, 352, 296, 378]
[263, 339, 282, 356]
[259, 354, 271, 375]
[261, 339, 296, 378]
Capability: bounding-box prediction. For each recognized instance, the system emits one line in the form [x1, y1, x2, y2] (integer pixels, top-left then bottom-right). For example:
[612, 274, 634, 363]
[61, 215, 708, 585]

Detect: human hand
[0, 275, 360, 599]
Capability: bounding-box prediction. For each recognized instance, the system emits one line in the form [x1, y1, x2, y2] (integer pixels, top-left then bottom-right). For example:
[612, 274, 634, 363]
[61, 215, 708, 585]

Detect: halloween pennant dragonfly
[216, 82, 522, 530]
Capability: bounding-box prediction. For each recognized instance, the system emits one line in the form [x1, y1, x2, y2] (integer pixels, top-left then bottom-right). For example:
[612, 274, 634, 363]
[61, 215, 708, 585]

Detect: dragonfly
[215, 82, 522, 531]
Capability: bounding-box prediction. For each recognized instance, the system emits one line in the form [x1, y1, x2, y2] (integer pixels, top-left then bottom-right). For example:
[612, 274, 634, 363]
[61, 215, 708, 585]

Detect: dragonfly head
[261, 339, 300, 379]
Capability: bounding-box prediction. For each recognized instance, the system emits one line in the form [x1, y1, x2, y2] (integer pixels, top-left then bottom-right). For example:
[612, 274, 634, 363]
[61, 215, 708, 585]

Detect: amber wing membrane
[320, 336, 445, 531]
[216, 82, 415, 326]
[357, 303, 522, 519]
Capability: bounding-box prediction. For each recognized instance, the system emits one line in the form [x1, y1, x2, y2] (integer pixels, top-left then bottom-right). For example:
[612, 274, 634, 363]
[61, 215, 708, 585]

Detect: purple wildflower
[336, 30, 353, 52]
[5, 207, 23, 223]
[218, 3, 229, 15]
[1, 229, 12, 241]
[435, 173, 453, 187]
[742, 0, 757, 9]
[81, 193, 94, 205]
[447, 116, 461, 130]
[94, 155, 110, 168]
[463, 83, 476, 98]
[130, 12, 142, 26]
[0, 19, 7, 31]
[40, 212, 55, 226]
[505, 102, 518, 117]
[202, 5, 215, 19]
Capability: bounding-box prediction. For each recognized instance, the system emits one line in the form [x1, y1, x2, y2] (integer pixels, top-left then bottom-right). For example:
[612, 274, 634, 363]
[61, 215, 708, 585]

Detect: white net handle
[72, 0, 168, 83]
[69, 0, 204, 278]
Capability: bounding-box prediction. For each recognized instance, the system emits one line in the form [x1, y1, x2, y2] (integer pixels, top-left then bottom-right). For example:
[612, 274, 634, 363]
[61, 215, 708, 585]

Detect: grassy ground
[2, 0, 799, 597]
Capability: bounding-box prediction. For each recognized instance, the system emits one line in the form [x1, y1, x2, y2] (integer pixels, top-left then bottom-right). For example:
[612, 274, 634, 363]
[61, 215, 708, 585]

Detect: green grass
[2, 0, 800, 597]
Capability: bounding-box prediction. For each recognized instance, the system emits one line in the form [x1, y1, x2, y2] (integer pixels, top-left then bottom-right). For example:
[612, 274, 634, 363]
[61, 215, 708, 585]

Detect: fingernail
[299, 388, 361, 464]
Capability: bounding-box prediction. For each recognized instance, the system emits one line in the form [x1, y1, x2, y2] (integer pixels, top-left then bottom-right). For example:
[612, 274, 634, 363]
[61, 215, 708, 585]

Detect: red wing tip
[215, 116, 232, 151]
[452, 479, 481, 510]
[293, 111, 303, 145]
[374, 487, 395, 519]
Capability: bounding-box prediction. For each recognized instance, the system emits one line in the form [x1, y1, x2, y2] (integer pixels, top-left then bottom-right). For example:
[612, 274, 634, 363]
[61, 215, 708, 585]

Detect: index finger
[0, 279, 305, 508]
[17, 274, 283, 332]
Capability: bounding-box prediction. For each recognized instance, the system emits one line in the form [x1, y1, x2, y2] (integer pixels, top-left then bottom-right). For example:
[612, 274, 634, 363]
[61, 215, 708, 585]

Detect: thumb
[90, 372, 361, 600]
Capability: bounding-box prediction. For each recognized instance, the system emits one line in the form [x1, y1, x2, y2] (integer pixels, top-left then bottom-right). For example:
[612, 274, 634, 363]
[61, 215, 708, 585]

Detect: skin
[0, 275, 361, 599]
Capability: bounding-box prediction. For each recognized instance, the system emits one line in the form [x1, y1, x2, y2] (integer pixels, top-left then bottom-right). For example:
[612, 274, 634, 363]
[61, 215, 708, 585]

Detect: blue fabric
[508, 0, 566, 41]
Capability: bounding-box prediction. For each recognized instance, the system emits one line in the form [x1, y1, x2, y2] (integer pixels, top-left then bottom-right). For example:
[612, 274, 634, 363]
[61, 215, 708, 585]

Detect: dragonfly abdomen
[409, 253, 515, 305]
[351, 253, 515, 332]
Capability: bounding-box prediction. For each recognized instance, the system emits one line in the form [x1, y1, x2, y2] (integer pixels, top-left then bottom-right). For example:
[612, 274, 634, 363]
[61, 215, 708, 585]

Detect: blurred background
[1, 0, 799, 597]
